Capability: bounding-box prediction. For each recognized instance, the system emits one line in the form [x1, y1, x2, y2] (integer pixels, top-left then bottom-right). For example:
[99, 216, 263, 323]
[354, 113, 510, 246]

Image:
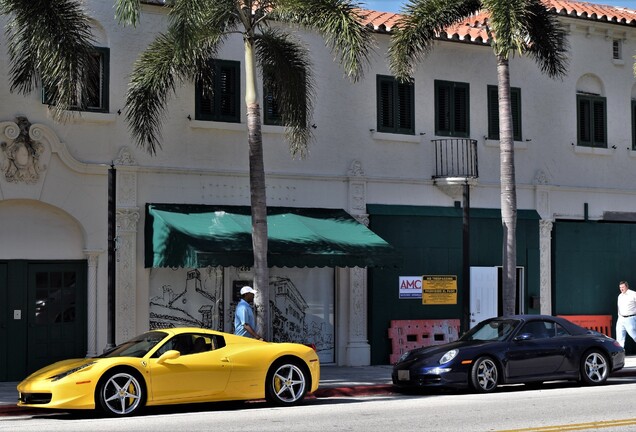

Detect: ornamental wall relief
[0, 117, 45, 184]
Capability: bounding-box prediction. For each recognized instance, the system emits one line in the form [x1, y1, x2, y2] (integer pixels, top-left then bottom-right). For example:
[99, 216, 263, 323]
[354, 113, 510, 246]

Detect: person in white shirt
[616, 280, 636, 347]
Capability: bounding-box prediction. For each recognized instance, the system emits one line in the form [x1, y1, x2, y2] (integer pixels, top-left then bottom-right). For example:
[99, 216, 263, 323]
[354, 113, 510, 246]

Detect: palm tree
[389, 0, 568, 315]
[115, 0, 372, 339]
[0, 0, 99, 118]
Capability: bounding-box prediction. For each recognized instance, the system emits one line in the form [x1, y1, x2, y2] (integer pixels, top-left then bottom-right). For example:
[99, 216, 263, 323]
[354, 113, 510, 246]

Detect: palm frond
[1, 0, 96, 116]
[388, 0, 481, 81]
[167, 0, 237, 79]
[521, 0, 569, 78]
[115, 0, 142, 27]
[255, 28, 315, 158]
[273, 0, 372, 82]
[482, 0, 527, 56]
[126, 0, 241, 153]
[125, 33, 186, 154]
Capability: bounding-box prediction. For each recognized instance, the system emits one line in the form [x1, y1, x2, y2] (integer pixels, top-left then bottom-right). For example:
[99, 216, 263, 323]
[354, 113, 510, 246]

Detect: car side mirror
[513, 333, 532, 342]
[157, 349, 181, 364]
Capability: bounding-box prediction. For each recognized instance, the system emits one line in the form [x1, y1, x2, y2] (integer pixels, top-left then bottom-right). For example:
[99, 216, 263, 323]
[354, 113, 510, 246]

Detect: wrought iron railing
[431, 138, 478, 179]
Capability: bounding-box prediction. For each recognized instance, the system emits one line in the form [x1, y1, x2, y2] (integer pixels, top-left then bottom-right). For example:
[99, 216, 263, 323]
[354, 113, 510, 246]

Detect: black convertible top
[497, 314, 594, 336]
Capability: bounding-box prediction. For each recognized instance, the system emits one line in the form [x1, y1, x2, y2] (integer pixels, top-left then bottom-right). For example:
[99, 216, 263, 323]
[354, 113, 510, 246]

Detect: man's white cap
[240, 286, 256, 295]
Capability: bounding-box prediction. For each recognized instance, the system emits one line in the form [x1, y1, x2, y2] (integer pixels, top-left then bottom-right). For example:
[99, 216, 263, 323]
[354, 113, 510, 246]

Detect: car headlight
[439, 349, 458, 365]
[49, 361, 96, 382]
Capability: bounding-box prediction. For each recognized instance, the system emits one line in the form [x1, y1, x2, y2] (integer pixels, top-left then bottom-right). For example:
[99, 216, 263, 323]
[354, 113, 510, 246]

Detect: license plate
[398, 370, 410, 381]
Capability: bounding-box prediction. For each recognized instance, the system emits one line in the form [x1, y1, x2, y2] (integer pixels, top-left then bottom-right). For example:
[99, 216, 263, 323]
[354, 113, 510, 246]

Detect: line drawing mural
[149, 267, 335, 363]
[149, 267, 224, 330]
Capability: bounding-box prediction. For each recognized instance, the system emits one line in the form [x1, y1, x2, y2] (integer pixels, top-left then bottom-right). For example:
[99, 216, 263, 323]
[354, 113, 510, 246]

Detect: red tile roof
[141, 1, 636, 42]
[361, 0, 636, 43]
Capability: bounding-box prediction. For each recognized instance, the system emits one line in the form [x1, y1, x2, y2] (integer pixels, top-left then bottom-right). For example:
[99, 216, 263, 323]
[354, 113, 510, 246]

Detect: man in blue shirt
[234, 286, 264, 340]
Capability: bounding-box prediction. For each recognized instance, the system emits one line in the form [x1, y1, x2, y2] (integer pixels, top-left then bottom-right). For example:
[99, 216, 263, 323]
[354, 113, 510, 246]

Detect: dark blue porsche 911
[392, 315, 625, 393]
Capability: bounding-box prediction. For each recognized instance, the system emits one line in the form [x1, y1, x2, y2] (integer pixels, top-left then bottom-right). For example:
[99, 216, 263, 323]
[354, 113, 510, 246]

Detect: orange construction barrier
[558, 315, 613, 338]
[387, 319, 460, 364]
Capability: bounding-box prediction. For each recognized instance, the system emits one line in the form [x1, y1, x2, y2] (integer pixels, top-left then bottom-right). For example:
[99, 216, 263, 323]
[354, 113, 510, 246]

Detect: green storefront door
[27, 263, 86, 375]
[0, 263, 7, 381]
[1, 261, 86, 381]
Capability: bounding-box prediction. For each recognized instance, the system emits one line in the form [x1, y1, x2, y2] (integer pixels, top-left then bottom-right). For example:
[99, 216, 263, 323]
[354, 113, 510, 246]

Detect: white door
[470, 267, 498, 328]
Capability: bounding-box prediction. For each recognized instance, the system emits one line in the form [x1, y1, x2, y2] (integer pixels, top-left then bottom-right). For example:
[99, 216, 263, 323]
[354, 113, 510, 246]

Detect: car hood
[406, 339, 492, 360]
[22, 358, 96, 381]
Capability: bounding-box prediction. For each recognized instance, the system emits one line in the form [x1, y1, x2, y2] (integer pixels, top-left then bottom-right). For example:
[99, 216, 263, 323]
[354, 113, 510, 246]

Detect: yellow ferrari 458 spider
[17, 327, 320, 416]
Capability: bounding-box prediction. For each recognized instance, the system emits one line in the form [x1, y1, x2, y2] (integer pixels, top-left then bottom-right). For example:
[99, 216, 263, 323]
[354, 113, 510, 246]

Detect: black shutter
[487, 86, 499, 139]
[377, 77, 395, 131]
[396, 81, 413, 132]
[592, 99, 606, 146]
[578, 97, 591, 145]
[436, 82, 451, 135]
[453, 84, 468, 135]
[511, 89, 521, 142]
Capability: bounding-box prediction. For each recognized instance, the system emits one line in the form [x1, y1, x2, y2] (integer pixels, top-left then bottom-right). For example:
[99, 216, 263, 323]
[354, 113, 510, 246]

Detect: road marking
[498, 418, 636, 431]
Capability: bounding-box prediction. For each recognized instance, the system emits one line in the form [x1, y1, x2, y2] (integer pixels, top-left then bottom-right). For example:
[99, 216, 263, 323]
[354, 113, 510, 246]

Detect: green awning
[145, 204, 400, 268]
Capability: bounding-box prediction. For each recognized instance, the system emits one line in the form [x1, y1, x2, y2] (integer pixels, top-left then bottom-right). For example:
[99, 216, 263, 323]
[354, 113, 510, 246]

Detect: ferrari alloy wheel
[580, 350, 609, 385]
[265, 360, 308, 406]
[98, 371, 145, 416]
[470, 357, 499, 393]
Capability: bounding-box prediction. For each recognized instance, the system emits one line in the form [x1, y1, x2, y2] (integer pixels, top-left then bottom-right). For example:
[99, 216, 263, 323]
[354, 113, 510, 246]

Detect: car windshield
[98, 331, 168, 358]
[460, 319, 520, 342]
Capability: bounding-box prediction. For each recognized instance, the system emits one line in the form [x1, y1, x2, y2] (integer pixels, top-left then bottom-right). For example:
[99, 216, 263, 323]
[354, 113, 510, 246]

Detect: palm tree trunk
[497, 55, 517, 316]
[245, 37, 271, 340]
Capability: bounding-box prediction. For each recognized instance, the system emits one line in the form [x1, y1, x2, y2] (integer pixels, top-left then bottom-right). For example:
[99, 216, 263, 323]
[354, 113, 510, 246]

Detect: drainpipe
[106, 162, 116, 350]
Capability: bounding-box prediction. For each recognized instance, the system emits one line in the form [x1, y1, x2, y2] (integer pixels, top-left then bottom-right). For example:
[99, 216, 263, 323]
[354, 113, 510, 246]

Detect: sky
[362, 0, 636, 13]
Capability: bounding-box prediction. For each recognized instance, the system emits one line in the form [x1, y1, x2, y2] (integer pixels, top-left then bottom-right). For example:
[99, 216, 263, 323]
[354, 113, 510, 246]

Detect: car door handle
[221, 357, 229, 362]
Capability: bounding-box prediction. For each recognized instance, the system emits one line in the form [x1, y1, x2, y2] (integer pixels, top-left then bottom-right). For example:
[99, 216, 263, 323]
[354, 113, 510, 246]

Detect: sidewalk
[1, 358, 634, 416]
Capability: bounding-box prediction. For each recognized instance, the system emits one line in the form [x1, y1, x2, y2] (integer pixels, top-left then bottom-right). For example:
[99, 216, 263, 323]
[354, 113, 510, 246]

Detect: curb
[312, 384, 396, 398]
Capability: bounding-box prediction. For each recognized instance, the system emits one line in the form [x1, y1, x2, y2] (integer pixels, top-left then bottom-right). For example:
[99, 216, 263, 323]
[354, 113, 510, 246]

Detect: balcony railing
[432, 138, 478, 179]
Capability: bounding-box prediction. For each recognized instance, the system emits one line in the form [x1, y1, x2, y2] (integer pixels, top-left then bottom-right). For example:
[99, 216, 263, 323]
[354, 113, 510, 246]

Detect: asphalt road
[2, 377, 636, 432]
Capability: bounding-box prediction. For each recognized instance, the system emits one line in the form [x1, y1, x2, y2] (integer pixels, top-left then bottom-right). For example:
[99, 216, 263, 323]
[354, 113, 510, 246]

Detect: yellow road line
[497, 418, 636, 431]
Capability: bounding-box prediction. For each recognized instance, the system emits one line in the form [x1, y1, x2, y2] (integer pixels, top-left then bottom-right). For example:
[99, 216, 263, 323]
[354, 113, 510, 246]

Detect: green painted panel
[553, 221, 636, 357]
[368, 209, 539, 365]
[553, 222, 628, 317]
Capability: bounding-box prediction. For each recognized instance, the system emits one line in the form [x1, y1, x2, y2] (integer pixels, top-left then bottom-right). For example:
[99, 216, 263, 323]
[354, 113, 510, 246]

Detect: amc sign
[399, 276, 423, 299]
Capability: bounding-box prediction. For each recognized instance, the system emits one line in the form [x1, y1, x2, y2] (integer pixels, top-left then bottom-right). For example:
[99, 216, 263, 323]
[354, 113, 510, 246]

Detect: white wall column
[83, 250, 101, 357]
[534, 170, 553, 315]
[345, 267, 370, 365]
[344, 160, 371, 365]
[539, 220, 554, 315]
[115, 147, 139, 343]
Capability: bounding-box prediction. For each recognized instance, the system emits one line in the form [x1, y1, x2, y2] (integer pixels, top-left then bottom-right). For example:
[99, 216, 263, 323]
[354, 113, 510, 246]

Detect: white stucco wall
[1, 2, 636, 363]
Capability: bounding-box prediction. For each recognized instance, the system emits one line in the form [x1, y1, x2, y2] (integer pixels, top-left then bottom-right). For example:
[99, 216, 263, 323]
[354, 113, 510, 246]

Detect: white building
[1, 0, 636, 379]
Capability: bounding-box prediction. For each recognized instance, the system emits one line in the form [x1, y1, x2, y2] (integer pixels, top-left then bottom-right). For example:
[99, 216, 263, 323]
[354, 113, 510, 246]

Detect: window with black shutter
[376, 75, 414, 135]
[263, 87, 282, 126]
[42, 47, 110, 113]
[435, 80, 469, 137]
[487, 85, 522, 141]
[195, 60, 240, 122]
[577, 94, 606, 148]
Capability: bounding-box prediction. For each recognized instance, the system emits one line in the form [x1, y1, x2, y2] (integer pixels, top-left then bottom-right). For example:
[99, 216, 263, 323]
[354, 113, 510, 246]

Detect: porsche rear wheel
[265, 360, 308, 406]
[470, 356, 499, 393]
[97, 370, 145, 416]
[580, 350, 609, 385]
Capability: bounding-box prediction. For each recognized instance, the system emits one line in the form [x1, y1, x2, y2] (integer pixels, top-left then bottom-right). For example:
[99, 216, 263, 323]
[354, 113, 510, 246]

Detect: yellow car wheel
[265, 360, 308, 406]
[97, 370, 145, 416]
